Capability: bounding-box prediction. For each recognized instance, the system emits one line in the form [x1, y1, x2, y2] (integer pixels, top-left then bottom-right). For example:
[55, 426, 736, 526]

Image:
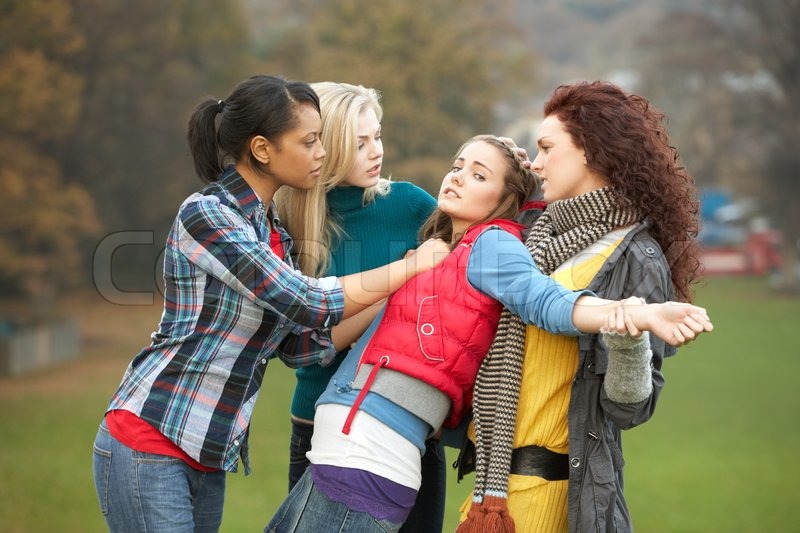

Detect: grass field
[1, 277, 798, 532]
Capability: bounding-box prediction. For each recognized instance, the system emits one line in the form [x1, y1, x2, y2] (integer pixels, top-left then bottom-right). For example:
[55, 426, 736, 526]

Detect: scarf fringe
[457, 495, 515, 533]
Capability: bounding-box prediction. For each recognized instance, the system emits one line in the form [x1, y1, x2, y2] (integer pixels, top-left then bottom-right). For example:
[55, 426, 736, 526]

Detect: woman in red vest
[266, 134, 713, 533]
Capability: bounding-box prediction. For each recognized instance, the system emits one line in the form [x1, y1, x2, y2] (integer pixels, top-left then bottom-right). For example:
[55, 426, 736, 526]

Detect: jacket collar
[463, 218, 527, 242]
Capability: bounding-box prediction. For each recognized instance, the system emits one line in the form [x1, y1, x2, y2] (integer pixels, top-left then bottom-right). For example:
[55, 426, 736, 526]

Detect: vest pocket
[417, 295, 444, 361]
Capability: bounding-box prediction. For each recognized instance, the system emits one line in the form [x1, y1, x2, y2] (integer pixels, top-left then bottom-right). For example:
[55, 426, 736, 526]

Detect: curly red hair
[543, 81, 701, 302]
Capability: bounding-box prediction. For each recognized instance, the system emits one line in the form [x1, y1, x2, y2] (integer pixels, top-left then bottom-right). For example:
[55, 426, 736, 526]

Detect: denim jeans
[267, 469, 402, 533]
[287, 418, 314, 492]
[92, 420, 226, 532]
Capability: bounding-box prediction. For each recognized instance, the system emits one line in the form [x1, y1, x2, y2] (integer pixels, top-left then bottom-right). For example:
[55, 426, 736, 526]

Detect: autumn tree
[0, 0, 254, 302]
[0, 0, 98, 306]
[721, 0, 800, 289]
[60, 0, 249, 291]
[634, 10, 752, 188]
[251, 0, 539, 192]
[59, 0, 250, 233]
[634, 2, 800, 289]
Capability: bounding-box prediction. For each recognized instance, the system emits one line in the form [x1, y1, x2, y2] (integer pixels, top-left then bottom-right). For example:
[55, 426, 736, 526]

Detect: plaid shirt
[107, 167, 344, 473]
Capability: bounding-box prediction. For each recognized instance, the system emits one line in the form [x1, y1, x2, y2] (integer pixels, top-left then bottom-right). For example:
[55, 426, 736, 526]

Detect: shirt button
[233, 439, 240, 446]
[261, 358, 267, 365]
[570, 457, 581, 468]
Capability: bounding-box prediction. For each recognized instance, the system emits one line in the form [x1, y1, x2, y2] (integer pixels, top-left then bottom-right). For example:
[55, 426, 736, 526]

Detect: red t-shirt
[106, 410, 218, 471]
[270, 226, 284, 259]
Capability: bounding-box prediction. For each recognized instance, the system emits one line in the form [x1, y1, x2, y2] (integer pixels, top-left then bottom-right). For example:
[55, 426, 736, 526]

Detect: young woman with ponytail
[90, 74, 449, 532]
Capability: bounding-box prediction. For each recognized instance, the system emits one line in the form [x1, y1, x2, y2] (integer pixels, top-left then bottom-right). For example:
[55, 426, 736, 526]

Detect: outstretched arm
[466, 230, 712, 345]
[571, 296, 712, 347]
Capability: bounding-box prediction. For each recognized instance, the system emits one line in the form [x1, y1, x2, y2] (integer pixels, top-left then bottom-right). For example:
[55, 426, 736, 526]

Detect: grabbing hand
[411, 238, 450, 275]
[601, 298, 645, 338]
[498, 136, 532, 169]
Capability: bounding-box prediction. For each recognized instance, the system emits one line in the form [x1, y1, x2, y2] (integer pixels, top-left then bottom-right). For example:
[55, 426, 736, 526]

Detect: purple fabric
[310, 463, 417, 523]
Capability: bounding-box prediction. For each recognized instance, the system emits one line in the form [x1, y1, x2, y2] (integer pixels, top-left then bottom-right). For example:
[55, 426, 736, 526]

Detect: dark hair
[543, 81, 701, 302]
[187, 74, 320, 183]
[420, 135, 537, 246]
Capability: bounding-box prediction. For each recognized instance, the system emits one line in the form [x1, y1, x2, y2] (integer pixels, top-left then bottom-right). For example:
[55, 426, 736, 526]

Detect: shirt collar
[217, 165, 262, 217]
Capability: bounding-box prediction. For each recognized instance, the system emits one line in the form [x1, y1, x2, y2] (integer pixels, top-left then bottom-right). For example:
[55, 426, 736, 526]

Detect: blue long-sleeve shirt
[317, 227, 590, 452]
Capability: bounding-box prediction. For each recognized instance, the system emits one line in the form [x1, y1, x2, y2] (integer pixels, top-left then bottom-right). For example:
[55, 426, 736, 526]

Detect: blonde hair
[419, 135, 537, 247]
[275, 82, 391, 276]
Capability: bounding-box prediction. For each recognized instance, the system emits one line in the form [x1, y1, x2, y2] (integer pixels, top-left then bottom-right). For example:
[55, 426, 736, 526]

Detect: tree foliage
[721, 0, 800, 182]
[59, 0, 251, 232]
[631, 1, 800, 287]
[251, 0, 538, 191]
[724, 0, 800, 287]
[634, 10, 751, 188]
[22, 0, 794, 300]
[0, 0, 252, 299]
[0, 0, 97, 300]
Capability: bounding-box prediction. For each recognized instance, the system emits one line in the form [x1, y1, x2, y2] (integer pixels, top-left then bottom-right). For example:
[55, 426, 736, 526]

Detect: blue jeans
[92, 420, 226, 532]
[266, 469, 402, 533]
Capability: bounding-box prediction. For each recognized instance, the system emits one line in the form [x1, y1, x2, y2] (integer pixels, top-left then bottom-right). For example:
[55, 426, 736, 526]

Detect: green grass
[1, 277, 798, 532]
[623, 278, 800, 532]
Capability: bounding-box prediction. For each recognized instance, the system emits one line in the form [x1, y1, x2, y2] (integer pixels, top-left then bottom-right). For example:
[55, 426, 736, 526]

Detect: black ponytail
[186, 75, 320, 183]
[187, 99, 225, 183]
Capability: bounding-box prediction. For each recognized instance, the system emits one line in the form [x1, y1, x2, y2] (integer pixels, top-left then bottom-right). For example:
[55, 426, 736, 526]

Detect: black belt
[510, 445, 570, 480]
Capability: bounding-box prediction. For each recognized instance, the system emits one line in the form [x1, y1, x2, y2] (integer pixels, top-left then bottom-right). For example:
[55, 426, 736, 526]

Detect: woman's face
[265, 103, 326, 191]
[438, 140, 506, 236]
[531, 115, 607, 202]
[340, 107, 383, 188]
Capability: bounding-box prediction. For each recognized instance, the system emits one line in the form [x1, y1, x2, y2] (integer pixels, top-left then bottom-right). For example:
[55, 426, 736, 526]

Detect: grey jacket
[566, 219, 677, 532]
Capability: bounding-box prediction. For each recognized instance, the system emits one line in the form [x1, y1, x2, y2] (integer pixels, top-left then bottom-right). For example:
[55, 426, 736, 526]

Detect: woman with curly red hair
[458, 81, 703, 532]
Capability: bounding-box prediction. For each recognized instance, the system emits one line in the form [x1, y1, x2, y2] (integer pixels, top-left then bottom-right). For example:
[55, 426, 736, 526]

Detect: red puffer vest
[342, 219, 524, 433]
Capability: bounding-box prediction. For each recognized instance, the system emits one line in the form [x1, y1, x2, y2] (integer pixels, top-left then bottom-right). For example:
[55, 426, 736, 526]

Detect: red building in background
[699, 188, 782, 277]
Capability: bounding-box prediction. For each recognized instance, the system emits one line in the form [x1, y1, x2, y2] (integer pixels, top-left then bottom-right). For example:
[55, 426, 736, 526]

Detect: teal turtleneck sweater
[291, 181, 436, 420]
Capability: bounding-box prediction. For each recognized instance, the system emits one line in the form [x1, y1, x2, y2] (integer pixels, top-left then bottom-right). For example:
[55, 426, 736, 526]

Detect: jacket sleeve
[596, 236, 675, 430]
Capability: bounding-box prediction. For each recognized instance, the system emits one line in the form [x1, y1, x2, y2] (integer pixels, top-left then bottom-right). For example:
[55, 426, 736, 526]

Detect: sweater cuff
[602, 332, 653, 404]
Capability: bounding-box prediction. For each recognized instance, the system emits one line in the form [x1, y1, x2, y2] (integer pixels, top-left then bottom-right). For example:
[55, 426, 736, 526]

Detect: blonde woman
[275, 82, 441, 531]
